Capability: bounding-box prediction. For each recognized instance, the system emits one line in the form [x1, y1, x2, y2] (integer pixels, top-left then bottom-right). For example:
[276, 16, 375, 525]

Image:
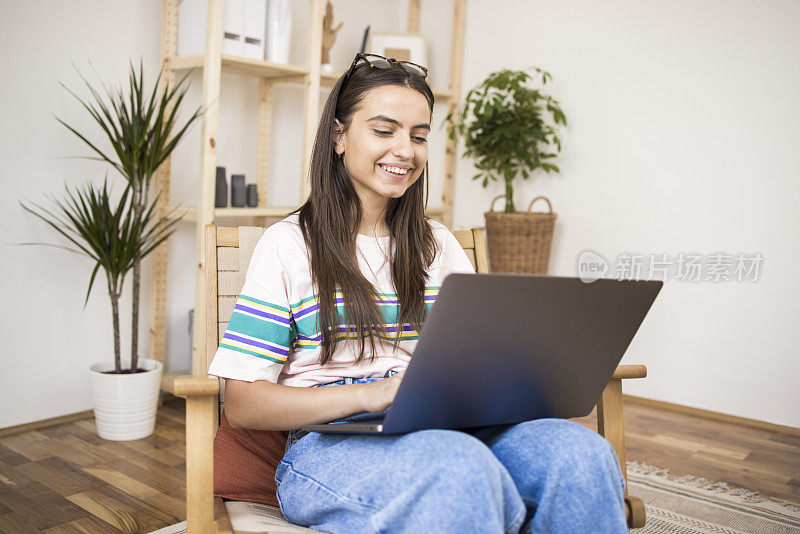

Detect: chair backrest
[204, 224, 489, 376]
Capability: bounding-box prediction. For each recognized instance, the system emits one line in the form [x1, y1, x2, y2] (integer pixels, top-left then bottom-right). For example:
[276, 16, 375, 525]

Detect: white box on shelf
[221, 0, 245, 56]
[242, 0, 267, 60]
[177, 0, 259, 59]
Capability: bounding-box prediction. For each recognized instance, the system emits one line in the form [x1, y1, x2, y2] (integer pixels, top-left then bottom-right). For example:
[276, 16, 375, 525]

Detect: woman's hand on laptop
[360, 371, 405, 413]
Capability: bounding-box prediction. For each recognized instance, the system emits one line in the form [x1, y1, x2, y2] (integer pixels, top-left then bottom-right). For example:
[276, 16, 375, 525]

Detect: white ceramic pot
[89, 358, 163, 441]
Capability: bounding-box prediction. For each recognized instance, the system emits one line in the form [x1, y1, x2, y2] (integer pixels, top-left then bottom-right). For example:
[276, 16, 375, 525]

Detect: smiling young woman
[207, 54, 629, 533]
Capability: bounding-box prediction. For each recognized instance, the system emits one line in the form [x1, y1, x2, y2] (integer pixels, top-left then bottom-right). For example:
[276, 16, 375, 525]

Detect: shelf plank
[169, 54, 308, 79]
[168, 205, 443, 221]
[213, 207, 447, 219]
[214, 207, 297, 218]
[169, 58, 452, 101]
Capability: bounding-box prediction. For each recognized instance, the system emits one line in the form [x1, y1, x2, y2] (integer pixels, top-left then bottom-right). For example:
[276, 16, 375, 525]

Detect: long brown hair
[289, 62, 438, 366]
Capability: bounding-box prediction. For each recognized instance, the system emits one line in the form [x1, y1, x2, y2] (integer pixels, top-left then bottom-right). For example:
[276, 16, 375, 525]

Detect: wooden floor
[574, 401, 800, 506]
[0, 397, 798, 533]
[0, 400, 187, 533]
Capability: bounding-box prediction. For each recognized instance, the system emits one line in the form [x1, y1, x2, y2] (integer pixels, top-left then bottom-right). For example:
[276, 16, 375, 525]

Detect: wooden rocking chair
[174, 224, 647, 533]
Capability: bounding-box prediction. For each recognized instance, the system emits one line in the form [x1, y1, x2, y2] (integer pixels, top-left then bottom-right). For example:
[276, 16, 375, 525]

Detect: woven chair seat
[225, 501, 316, 533]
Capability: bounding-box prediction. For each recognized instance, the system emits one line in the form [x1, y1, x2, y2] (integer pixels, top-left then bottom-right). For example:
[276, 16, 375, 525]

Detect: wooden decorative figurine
[321, 0, 343, 71]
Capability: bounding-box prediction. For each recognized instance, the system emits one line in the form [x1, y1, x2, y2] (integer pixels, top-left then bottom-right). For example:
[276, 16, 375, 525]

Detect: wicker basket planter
[484, 195, 557, 274]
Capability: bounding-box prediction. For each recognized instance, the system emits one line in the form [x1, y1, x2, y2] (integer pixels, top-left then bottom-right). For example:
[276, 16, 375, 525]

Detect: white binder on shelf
[242, 0, 267, 60]
[221, 0, 245, 56]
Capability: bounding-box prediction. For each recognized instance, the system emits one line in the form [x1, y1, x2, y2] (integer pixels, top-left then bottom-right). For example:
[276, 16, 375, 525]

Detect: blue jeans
[275, 373, 627, 533]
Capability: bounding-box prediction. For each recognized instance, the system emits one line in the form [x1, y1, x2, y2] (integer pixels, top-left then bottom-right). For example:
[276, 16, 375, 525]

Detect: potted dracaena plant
[20, 178, 179, 440]
[57, 58, 202, 377]
[18, 59, 201, 440]
[444, 66, 567, 274]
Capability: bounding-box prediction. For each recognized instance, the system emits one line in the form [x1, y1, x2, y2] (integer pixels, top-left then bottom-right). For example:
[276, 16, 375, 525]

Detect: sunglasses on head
[335, 53, 428, 104]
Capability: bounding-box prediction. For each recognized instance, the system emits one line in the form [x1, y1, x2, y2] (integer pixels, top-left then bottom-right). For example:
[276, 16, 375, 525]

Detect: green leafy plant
[56, 58, 202, 373]
[444, 66, 567, 213]
[19, 179, 179, 373]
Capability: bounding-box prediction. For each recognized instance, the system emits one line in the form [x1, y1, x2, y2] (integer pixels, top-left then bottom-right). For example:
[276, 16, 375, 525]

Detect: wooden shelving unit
[153, 0, 468, 390]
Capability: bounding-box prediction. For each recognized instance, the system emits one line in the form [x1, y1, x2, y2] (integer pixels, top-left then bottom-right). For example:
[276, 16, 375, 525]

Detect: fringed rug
[150, 462, 800, 533]
[627, 462, 800, 533]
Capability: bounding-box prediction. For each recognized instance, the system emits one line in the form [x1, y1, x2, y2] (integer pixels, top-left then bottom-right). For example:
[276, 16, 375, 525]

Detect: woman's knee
[496, 419, 622, 484]
[530, 419, 623, 484]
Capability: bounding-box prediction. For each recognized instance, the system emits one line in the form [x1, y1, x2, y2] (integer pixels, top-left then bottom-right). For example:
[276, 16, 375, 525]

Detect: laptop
[301, 272, 662, 435]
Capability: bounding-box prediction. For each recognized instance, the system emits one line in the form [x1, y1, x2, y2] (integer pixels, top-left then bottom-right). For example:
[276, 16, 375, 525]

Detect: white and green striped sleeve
[208, 225, 297, 383]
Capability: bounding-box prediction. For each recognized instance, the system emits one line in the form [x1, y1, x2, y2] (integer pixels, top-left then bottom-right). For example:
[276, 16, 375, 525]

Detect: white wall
[1, 1, 797, 428]
[0, 1, 164, 427]
[453, 0, 800, 428]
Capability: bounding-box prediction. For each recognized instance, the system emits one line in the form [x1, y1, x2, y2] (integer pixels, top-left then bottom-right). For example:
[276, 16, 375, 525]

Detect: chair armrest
[174, 375, 220, 397]
[598, 364, 648, 511]
[612, 365, 647, 380]
[174, 375, 219, 531]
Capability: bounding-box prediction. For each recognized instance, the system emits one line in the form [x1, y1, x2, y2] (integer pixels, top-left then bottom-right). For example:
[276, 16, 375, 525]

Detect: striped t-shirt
[207, 214, 476, 388]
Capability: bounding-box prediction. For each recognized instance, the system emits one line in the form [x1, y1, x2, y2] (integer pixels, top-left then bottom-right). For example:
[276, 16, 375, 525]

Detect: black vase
[215, 166, 227, 207]
[246, 184, 259, 207]
[230, 174, 246, 207]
